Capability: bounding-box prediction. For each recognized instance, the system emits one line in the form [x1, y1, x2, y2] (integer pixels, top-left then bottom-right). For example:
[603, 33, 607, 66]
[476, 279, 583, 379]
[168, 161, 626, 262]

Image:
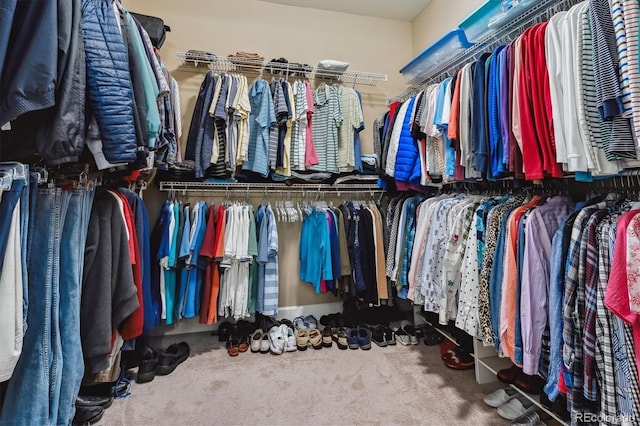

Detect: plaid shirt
[582, 209, 608, 402]
[562, 202, 606, 410]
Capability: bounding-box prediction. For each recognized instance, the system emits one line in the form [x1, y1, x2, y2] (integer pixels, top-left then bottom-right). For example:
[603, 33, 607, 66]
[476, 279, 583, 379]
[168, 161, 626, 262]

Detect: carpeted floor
[98, 332, 510, 426]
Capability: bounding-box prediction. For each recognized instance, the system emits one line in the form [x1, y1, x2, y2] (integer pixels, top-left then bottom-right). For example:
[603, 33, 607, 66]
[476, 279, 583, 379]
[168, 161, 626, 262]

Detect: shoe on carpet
[250, 329, 264, 353]
[304, 315, 318, 329]
[216, 321, 232, 342]
[281, 324, 297, 352]
[260, 331, 270, 353]
[76, 394, 114, 410]
[295, 329, 309, 350]
[384, 326, 396, 345]
[358, 327, 372, 350]
[497, 364, 523, 385]
[514, 372, 546, 395]
[497, 396, 535, 421]
[439, 340, 457, 360]
[308, 328, 323, 350]
[268, 325, 285, 354]
[347, 328, 360, 349]
[443, 347, 474, 370]
[332, 327, 349, 350]
[136, 346, 160, 384]
[72, 405, 104, 426]
[156, 342, 190, 375]
[226, 340, 239, 357]
[483, 387, 519, 408]
[371, 326, 388, 347]
[321, 326, 333, 347]
[399, 320, 418, 345]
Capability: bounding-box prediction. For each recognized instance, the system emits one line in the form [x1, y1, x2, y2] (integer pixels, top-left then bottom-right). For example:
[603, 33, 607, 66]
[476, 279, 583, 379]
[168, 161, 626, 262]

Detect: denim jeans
[1, 186, 94, 426]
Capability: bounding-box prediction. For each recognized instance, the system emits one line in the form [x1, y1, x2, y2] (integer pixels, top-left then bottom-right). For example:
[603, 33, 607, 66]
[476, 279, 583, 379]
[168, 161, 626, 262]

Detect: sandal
[308, 329, 323, 350]
[332, 327, 349, 350]
[295, 329, 309, 350]
[321, 327, 333, 348]
[238, 335, 249, 353]
[226, 340, 239, 357]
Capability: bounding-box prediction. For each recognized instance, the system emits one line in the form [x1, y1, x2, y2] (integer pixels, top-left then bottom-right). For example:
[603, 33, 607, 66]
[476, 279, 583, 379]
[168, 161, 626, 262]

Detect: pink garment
[626, 214, 640, 313]
[304, 81, 319, 168]
[605, 210, 640, 383]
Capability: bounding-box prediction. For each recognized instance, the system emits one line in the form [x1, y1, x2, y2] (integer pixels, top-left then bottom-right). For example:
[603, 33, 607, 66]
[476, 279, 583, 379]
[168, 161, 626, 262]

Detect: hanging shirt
[243, 79, 276, 177]
[311, 84, 342, 173]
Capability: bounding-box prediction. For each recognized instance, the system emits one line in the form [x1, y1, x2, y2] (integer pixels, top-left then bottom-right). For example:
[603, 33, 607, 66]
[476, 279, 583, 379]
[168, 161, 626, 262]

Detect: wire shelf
[175, 52, 388, 86]
[159, 181, 385, 195]
[388, 0, 583, 103]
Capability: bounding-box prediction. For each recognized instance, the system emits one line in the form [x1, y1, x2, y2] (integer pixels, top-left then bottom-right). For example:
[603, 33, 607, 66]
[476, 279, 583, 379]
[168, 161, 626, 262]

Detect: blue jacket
[82, 0, 137, 164]
[393, 98, 418, 183]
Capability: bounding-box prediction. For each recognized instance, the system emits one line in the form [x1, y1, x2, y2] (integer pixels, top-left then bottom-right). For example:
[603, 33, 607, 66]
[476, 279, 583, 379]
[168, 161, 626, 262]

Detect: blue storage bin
[459, 0, 503, 43]
[488, 0, 543, 30]
[399, 29, 472, 84]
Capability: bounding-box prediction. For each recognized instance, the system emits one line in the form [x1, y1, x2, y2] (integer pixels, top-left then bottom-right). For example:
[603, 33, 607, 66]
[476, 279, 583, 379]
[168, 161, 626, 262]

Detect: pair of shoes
[72, 406, 104, 426]
[347, 327, 372, 350]
[332, 327, 349, 350]
[136, 342, 190, 381]
[393, 320, 418, 345]
[497, 395, 536, 421]
[483, 387, 519, 408]
[268, 324, 297, 354]
[250, 329, 270, 353]
[371, 325, 396, 347]
[443, 346, 474, 370]
[293, 315, 318, 330]
[439, 339, 458, 359]
[295, 329, 322, 350]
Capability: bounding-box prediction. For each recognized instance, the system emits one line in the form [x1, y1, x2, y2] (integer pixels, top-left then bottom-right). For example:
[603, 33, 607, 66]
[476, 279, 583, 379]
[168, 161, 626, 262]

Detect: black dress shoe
[72, 405, 104, 426]
[136, 346, 160, 384]
[76, 394, 114, 409]
[156, 342, 190, 376]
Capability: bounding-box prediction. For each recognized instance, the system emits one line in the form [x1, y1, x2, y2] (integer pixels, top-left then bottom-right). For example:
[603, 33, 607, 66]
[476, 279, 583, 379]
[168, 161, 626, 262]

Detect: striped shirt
[242, 79, 275, 177]
[622, 0, 640, 146]
[257, 204, 279, 316]
[269, 80, 289, 170]
[311, 84, 342, 173]
[338, 86, 364, 173]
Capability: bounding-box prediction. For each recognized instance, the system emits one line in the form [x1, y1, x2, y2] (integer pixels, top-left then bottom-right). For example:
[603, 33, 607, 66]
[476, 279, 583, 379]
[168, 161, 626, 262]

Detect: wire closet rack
[388, 0, 584, 103]
[175, 51, 388, 87]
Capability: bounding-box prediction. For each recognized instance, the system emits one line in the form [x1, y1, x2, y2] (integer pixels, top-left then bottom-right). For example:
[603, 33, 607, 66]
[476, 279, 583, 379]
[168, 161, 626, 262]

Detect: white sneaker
[268, 325, 285, 355]
[250, 329, 264, 353]
[281, 324, 297, 352]
[260, 332, 270, 353]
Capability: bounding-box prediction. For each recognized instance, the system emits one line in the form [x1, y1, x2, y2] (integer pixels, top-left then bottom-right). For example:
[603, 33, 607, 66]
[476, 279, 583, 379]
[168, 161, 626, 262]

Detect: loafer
[156, 342, 190, 376]
[497, 396, 535, 421]
[514, 372, 546, 395]
[483, 387, 519, 408]
[250, 329, 264, 353]
[358, 327, 372, 350]
[72, 405, 104, 426]
[497, 364, 523, 384]
[76, 394, 114, 410]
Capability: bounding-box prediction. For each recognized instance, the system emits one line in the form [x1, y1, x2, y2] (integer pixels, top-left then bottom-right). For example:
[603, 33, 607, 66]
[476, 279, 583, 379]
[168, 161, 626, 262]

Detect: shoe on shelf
[514, 372, 546, 395]
[483, 387, 519, 408]
[358, 327, 372, 350]
[497, 396, 535, 421]
[250, 329, 264, 353]
[295, 329, 309, 350]
[280, 324, 297, 352]
[75, 394, 114, 410]
[156, 342, 190, 375]
[332, 327, 349, 350]
[308, 329, 323, 349]
[443, 347, 474, 370]
[136, 346, 160, 384]
[347, 328, 360, 349]
[371, 326, 388, 347]
[399, 320, 418, 345]
[511, 406, 548, 426]
[497, 364, 523, 385]
[321, 326, 333, 348]
[269, 325, 285, 354]
[72, 405, 104, 426]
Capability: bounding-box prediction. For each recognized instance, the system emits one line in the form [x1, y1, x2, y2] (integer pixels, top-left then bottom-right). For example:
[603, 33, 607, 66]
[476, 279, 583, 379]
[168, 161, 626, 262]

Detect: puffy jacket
[393, 98, 419, 183]
[81, 0, 137, 164]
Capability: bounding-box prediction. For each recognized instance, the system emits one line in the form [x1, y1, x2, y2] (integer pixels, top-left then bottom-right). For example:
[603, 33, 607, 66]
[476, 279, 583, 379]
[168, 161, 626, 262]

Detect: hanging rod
[175, 52, 388, 87]
[159, 181, 384, 193]
[388, 0, 581, 103]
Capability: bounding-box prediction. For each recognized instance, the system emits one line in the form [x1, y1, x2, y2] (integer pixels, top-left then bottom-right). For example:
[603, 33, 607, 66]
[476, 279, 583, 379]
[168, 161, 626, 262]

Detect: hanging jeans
[0, 164, 27, 384]
[1, 186, 94, 426]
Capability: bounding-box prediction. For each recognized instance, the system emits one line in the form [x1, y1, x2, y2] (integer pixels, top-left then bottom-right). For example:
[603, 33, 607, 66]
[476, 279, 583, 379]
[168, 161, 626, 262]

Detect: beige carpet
[98, 332, 510, 426]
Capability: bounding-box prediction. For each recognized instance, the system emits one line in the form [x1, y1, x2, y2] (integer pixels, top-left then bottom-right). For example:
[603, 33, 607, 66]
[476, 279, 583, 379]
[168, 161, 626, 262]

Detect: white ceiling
[257, 0, 432, 21]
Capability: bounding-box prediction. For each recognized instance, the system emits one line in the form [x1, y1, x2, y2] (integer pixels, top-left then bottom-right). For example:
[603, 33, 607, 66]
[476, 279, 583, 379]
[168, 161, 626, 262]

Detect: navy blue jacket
[82, 0, 138, 164]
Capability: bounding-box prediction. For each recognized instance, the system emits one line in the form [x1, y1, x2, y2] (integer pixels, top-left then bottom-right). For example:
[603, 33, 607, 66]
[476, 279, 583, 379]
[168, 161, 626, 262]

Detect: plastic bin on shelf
[459, 0, 503, 43]
[488, 0, 543, 30]
[399, 29, 472, 84]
